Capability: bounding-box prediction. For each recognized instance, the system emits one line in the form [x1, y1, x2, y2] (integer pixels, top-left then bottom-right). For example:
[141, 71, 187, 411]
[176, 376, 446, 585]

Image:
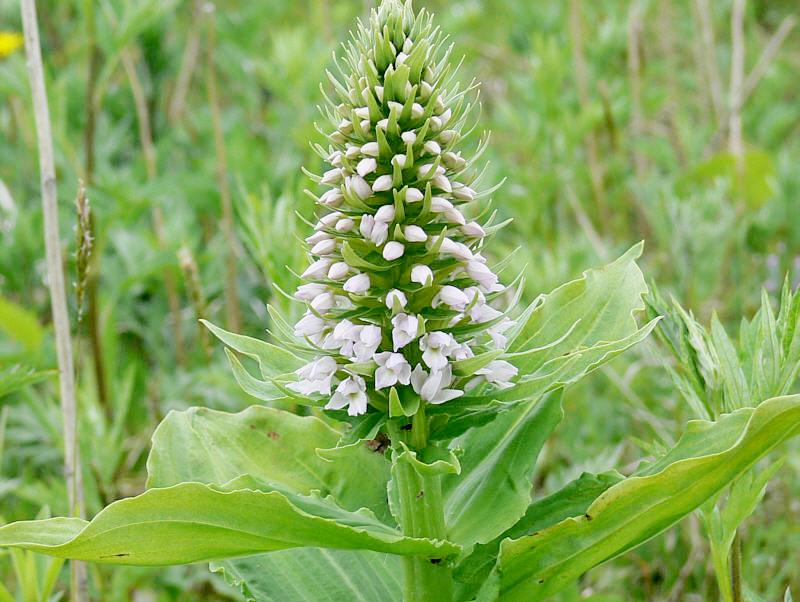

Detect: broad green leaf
[453, 471, 623, 602]
[147, 405, 392, 523]
[442, 390, 563, 547]
[211, 549, 402, 602]
[0, 482, 457, 565]
[202, 319, 302, 378]
[495, 395, 800, 601]
[507, 243, 648, 360]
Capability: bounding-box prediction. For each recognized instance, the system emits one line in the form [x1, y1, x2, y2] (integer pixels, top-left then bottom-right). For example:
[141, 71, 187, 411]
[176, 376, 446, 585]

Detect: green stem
[389, 410, 454, 602]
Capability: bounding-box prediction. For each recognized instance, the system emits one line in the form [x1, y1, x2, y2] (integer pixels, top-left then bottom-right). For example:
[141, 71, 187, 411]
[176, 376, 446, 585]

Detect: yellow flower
[0, 32, 24, 59]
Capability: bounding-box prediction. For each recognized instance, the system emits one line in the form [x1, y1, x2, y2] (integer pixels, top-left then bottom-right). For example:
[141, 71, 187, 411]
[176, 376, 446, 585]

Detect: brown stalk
[568, 0, 608, 228]
[694, 0, 725, 121]
[19, 1, 87, 598]
[205, 6, 242, 332]
[168, 0, 203, 124]
[627, 1, 646, 180]
[729, 0, 746, 163]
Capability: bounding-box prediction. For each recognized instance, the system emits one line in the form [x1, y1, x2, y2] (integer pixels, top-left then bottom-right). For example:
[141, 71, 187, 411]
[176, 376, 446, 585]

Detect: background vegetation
[1, 0, 798, 599]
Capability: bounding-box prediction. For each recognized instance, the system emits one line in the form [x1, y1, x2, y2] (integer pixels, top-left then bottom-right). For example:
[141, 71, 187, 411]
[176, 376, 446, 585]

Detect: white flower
[385, 289, 408, 311]
[328, 261, 351, 280]
[467, 260, 502, 291]
[452, 342, 475, 361]
[439, 238, 473, 261]
[306, 230, 330, 245]
[311, 238, 337, 256]
[474, 360, 518, 388]
[401, 131, 417, 144]
[357, 157, 377, 177]
[392, 154, 407, 169]
[294, 312, 329, 339]
[462, 221, 485, 237]
[433, 285, 470, 310]
[287, 356, 338, 396]
[374, 204, 396, 223]
[374, 85, 384, 102]
[353, 324, 382, 362]
[302, 258, 332, 280]
[405, 187, 423, 203]
[347, 175, 372, 200]
[411, 264, 433, 287]
[410, 364, 463, 405]
[326, 375, 368, 416]
[439, 129, 457, 144]
[335, 217, 355, 232]
[433, 174, 452, 193]
[317, 212, 342, 229]
[361, 141, 379, 156]
[487, 318, 514, 348]
[319, 188, 344, 207]
[392, 313, 419, 351]
[404, 225, 427, 242]
[423, 140, 441, 155]
[383, 241, 405, 260]
[374, 352, 412, 389]
[354, 106, 370, 120]
[295, 282, 327, 301]
[452, 182, 476, 201]
[419, 331, 459, 370]
[360, 214, 389, 246]
[321, 168, 344, 185]
[343, 272, 370, 294]
[411, 102, 424, 119]
[332, 319, 361, 355]
[311, 291, 336, 312]
[373, 174, 393, 192]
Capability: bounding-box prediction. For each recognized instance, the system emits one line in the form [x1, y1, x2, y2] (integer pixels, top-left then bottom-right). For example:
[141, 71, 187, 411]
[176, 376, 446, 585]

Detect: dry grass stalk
[178, 246, 211, 360]
[729, 0, 746, 163]
[19, 1, 87, 598]
[568, 0, 608, 227]
[694, 0, 725, 121]
[627, 1, 646, 179]
[205, 5, 242, 332]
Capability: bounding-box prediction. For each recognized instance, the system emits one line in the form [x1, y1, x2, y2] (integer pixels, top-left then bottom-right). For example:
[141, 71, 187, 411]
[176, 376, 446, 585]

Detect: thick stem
[389, 413, 453, 602]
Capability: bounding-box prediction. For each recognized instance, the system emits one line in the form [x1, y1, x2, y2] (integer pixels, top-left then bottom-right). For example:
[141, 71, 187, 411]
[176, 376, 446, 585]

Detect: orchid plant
[2, 2, 800, 601]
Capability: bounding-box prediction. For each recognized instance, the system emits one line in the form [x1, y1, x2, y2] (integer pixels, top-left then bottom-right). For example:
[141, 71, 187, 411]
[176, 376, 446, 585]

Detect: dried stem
[568, 0, 608, 228]
[694, 0, 724, 121]
[19, 1, 87, 599]
[627, 1, 646, 179]
[656, 1, 687, 167]
[178, 246, 211, 360]
[120, 45, 186, 365]
[168, 0, 203, 123]
[205, 6, 242, 332]
[729, 0, 746, 163]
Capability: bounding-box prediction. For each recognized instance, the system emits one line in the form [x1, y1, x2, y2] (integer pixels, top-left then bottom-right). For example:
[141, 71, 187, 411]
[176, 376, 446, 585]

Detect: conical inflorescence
[290, 0, 516, 416]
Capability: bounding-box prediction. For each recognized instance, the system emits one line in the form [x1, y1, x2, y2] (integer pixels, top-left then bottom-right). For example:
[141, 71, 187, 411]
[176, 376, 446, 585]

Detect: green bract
[2, 2, 800, 601]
